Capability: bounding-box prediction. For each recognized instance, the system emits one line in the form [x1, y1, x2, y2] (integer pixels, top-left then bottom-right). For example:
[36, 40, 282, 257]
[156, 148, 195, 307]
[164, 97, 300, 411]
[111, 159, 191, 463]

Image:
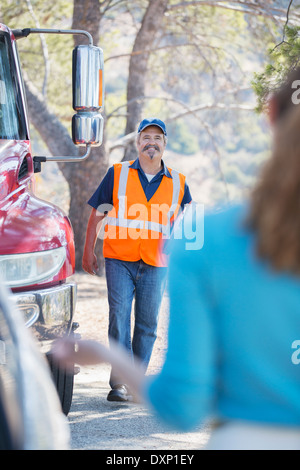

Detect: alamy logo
[96, 200, 204, 250]
[291, 340, 300, 365]
[291, 80, 300, 105]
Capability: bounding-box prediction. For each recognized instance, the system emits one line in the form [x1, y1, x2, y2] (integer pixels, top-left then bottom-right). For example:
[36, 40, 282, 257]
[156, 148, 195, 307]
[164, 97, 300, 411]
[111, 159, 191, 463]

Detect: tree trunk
[25, 82, 108, 274]
[122, 0, 169, 161]
[25, 0, 108, 272]
[25, 81, 78, 163]
[66, 145, 108, 273]
[71, 0, 101, 46]
[65, 0, 108, 272]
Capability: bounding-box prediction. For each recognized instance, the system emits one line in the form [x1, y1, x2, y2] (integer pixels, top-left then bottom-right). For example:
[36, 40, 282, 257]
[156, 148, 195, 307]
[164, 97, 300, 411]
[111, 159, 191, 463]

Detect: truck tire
[47, 353, 74, 416]
[0, 394, 15, 449]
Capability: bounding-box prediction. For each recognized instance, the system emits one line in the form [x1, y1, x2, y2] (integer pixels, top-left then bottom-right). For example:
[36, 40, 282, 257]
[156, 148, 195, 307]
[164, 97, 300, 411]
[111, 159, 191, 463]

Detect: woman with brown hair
[249, 97, 300, 274]
[53, 70, 300, 450]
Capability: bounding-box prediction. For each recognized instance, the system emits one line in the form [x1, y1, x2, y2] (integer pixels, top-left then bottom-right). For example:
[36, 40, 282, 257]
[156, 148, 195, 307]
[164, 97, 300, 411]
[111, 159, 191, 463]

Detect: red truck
[0, 23, 104, 415]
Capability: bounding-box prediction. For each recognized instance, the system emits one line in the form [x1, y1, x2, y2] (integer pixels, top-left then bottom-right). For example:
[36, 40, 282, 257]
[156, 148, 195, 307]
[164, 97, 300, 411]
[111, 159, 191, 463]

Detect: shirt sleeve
[181, 182, 192, 209]
[144, 234, 217, 431]
[87, 166, 114, 212]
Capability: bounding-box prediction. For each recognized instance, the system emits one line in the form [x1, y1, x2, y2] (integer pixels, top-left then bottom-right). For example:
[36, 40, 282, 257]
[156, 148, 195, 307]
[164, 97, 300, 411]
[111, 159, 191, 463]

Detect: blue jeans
[105, 258, 167, 388]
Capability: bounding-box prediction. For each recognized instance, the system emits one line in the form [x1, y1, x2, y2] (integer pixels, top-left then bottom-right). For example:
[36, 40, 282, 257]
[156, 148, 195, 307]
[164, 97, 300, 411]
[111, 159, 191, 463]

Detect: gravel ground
[67, 272, 211, 450]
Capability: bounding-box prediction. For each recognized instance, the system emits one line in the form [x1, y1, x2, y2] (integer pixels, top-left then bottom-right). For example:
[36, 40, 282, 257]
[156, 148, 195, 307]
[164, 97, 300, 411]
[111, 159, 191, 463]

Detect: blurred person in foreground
[53, 70, 300, 450]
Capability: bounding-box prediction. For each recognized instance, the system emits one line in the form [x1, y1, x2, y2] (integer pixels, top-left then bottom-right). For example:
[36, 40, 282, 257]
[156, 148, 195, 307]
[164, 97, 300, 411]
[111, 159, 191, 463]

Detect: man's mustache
[143, 144, 159, 152]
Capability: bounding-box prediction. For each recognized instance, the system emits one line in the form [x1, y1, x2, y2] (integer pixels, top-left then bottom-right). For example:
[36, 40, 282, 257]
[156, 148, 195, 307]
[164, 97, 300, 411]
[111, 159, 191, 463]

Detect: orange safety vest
[103, 160, 186, 267]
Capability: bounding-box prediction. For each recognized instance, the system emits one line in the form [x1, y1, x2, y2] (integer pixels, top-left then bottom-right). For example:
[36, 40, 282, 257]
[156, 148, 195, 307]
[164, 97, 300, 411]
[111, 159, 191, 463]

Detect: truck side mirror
[13, 28, 105, 165]
[72, 45, 104, 147]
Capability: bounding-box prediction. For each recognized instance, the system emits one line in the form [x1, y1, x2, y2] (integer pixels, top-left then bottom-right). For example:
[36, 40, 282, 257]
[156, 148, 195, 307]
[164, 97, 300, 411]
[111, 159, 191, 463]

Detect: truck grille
[18, 157, 28, 180]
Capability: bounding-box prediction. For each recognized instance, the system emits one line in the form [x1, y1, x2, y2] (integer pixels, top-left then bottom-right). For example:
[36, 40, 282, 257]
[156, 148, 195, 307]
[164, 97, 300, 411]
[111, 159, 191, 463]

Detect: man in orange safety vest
[83, 118, 192, 402]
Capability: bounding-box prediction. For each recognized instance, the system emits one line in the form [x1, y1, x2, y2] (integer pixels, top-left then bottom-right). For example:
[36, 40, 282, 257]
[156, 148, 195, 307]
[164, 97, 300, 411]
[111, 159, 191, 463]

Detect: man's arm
[82, 208, 106, 275]
[181, 181, 192, 209]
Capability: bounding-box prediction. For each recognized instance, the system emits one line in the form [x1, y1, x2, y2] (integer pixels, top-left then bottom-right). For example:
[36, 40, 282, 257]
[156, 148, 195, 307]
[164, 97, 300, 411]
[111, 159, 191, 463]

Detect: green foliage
[0, 0, 288, 207]
[0, 0, 74, 124]
[105, 91, 127, 141]
[252, 25, 300, 113]
[166, 119, 199, 155]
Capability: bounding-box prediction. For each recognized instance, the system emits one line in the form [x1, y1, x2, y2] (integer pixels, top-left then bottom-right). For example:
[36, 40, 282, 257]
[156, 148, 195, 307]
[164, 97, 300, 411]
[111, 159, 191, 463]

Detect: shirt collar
[130, 158, 172, 178]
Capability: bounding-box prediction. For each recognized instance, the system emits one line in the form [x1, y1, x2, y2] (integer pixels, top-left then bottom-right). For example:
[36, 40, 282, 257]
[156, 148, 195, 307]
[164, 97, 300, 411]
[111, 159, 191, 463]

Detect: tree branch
[99, 0, 126, 17]
[167, 1, 299, 22]
[23, 73, 78, 181]
[108, 94, 254, 151]
[25, 0, 50, 98]
[271, 0, 295, 53]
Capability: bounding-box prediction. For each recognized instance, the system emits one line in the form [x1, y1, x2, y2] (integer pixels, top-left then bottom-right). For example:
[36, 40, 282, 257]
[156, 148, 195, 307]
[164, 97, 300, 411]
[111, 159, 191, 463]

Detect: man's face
[137, 126, 166, 162]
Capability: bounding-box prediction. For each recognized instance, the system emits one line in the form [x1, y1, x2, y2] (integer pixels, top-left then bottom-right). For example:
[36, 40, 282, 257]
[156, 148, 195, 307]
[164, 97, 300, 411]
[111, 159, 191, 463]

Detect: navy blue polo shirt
[88, 158, 192, 212]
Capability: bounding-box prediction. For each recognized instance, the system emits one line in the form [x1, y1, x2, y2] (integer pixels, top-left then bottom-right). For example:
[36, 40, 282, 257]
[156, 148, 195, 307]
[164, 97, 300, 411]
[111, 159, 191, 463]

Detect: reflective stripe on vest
[103, 161, 185, 266]
[106, 161, 182, 237]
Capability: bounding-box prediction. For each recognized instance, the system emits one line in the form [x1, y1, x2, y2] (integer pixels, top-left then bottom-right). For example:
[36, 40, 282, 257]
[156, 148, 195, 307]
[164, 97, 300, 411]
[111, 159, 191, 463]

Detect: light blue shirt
[145, 204, 300, 431]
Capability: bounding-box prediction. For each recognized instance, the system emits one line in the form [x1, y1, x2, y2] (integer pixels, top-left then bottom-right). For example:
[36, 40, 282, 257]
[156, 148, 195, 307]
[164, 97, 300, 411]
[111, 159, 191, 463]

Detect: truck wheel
[47, 353, 74, 416]
[0, 394, 15, 449]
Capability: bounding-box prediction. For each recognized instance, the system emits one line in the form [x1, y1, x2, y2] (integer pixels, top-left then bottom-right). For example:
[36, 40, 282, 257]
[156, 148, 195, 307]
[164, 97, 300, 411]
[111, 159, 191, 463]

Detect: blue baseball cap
[137, 118, 167, 136]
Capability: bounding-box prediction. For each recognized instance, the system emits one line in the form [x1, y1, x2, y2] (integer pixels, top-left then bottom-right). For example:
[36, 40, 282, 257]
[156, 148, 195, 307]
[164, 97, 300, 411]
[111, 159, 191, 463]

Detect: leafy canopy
[252, 25, 300, 113]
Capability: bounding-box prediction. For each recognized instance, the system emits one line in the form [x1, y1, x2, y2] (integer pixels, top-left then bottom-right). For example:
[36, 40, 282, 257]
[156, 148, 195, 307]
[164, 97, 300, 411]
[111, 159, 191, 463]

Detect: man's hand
[82, 250, 99, 275]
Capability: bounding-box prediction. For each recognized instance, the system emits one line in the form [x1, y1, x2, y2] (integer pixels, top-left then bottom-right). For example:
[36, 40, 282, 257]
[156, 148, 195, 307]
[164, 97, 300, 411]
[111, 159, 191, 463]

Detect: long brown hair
[248, 102, 300, 274]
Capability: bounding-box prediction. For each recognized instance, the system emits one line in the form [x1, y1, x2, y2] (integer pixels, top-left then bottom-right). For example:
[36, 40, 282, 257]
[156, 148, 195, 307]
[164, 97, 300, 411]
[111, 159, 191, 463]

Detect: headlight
[0, 247, 66, 288]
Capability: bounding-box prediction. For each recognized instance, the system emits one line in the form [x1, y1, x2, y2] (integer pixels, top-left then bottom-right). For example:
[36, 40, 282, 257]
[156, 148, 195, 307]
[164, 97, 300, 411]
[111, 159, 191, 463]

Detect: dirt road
[68, 273, 210, 450]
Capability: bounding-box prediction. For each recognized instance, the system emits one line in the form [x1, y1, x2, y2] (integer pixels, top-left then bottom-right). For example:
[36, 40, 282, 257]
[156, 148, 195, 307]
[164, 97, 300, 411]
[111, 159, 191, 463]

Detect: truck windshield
[0, 32, 27, 140]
